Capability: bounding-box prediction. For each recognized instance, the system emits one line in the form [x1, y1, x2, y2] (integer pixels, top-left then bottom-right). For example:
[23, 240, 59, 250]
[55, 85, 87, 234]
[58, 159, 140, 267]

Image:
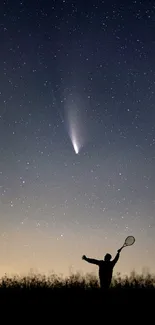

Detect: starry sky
[0, 0, 155, 277]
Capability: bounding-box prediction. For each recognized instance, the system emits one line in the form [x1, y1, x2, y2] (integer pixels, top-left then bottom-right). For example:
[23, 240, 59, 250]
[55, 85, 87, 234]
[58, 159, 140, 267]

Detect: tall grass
[0, 271, 154, 290]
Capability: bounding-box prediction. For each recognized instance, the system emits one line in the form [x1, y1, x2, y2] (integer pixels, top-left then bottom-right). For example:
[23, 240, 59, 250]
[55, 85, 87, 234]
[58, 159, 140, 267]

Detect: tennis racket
[119, 236, 135, 251]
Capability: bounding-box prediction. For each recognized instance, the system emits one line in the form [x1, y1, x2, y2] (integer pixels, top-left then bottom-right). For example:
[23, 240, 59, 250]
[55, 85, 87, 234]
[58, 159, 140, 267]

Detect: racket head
[124, 236, 135, 246]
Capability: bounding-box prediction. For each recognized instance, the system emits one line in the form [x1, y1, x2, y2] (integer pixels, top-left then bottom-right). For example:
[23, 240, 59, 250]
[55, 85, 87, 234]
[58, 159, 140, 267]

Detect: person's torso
[98, 261, 113, 279]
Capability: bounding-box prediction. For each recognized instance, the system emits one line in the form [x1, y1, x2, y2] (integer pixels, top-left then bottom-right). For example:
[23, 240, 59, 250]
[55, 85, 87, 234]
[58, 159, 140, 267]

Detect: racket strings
[125, 236, 135, 246]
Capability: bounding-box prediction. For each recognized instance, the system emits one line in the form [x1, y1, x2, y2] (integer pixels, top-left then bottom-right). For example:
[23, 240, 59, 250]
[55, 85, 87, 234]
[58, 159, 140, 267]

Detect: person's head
[104, 253, 112, 261]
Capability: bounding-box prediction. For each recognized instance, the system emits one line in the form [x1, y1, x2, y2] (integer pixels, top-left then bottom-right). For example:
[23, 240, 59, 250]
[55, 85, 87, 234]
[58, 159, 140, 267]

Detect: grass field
[0, 272, 154, 321]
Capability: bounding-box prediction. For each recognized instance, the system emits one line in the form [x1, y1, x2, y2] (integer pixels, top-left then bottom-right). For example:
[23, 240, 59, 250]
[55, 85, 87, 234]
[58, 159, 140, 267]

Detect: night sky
[0, 0, 155, 277]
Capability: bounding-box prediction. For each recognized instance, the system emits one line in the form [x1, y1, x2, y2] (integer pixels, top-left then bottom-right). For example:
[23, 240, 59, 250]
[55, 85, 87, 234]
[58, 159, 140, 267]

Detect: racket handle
[118, 246, 124, 252]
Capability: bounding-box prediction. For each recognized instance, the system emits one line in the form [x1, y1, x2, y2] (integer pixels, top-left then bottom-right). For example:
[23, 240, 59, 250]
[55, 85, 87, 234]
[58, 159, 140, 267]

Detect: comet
[72, 138, 79, 154]
[64, 93, 88, 155]
[70, 125, 80, 154]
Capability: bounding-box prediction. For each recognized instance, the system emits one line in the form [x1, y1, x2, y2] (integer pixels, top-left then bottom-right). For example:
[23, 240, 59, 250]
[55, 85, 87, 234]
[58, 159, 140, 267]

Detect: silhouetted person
[82, 248, 122, 290]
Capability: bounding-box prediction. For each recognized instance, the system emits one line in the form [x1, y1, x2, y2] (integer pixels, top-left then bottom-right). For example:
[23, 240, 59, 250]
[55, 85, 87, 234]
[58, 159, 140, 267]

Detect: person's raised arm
[111, 248, 122, 266]
[82, 255, 100, 265]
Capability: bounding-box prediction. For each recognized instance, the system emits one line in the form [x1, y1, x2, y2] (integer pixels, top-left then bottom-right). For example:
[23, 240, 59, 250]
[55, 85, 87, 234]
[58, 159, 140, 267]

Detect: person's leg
[100, 279, 111, 303]
[100, 281, 108, 295]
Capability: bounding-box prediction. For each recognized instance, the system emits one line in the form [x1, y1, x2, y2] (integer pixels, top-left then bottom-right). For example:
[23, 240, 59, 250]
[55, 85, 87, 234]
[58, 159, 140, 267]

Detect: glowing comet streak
[64, 94, 88, 155]
[73, 142, 79, 154]
[66, 106, 82, 155]
[71, 129, 79, 154]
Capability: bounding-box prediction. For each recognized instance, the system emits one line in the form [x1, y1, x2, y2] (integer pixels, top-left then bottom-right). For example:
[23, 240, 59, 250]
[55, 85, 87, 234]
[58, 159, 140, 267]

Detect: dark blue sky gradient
[0, 0, 155, 276]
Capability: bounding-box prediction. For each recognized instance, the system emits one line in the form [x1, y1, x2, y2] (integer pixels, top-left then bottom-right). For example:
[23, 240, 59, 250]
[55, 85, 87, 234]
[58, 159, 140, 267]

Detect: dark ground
[0, 274, 154, 322]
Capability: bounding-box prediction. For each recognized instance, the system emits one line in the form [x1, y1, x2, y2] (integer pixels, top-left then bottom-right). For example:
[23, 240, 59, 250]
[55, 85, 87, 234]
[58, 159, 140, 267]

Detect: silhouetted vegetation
[0, 271, 155, 290]
[0, 272, 154, 321]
